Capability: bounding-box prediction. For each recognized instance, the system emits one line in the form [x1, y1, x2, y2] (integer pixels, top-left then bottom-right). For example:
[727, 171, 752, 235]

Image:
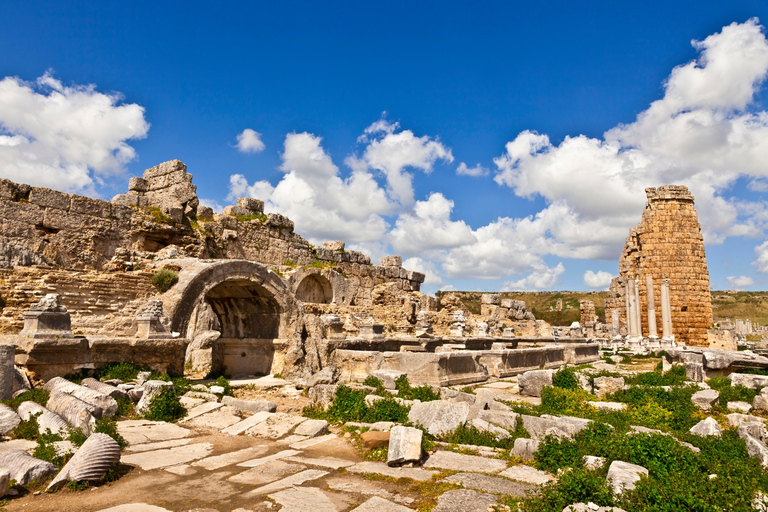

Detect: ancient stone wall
[606, 186, 713, 346]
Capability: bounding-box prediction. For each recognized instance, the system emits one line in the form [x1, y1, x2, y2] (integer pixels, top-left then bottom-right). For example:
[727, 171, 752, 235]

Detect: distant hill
[439, 290, 768, 327]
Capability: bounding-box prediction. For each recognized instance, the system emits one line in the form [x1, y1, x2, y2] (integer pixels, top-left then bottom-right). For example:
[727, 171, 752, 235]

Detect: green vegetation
[283, 259, 296, 267]
[209, 376, 234, 396]
[552, 367, 579, 390]
[308, 259, 337, 270]
[141, 206, 175, 225]
[625, 364, 687, 386]
[707, 377, 759, 411]
[303, 384, 410, 424]
[232, 213, 267, 222]
[151, 269, 179, 292]
[95, 361, 151, 382]
[394, 375, 440, 402]
[11, 414, 40, 440]
[93, 417, 128, 449]
[143, 388, 186, 422]
[2, 388, 49, 411]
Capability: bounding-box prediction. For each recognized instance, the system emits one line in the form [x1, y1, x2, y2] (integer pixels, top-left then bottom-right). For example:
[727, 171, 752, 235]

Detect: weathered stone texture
[606, 186, 712, 346]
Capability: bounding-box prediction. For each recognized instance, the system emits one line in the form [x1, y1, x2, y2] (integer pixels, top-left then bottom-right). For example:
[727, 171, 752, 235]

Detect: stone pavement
[3, 393, 552, 511]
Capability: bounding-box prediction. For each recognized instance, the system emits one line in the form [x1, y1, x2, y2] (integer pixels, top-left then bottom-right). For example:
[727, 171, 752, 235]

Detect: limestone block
[730, 373, 768, 390]
[322, 240, 345, 251]
[745, 434, 768, 467]
[44, 377, 117, 418]
[0, 404, 20, 435]
[754, 389, 768, 411]
[47, 391, 97, 435]
[380, 255, 402, 268]
[499, 464, 554, 484]
[689, 417, 722, 437]
[482, 294, 501, 305]
[306, 368, 334, 387]
[475, 410, 518, 429]
[81, 378, 128, 400]
[29, 187, 70, 210]
[518, 369, 554, 397]
[13, 366, 31, 396]
[594, 376, 625, 399]
[408, 400, 470, 436]
[371, 369, 405, 390]
[0, 345, 14, 401]
[308, 384, 337, 408]
[47, 433, 121, 491]
[223, 205, 249, 217]
[221, 396, 277, 413]
[583, 455, 607, 470]
[440, 387, 476, 405]
[197, 205, 214, 220]
[432, 489, 497, 512]
[606, 460, 648, 494]
[387, 426, 422, 466]
[728, 401, 752, 413]
[726, 413, 765, 428]
[512, 438, 539, 461]
[520, 414, 591, 440]
[691, 389, 719, 411]
[237, 197, 264, 214]
[293, 419, 328, 438]
[738, 422, 768, 443]
[469, 418, 510, 439]
[128, 177, 148, 192]
[137, 381, 174, 415]
[360, 431, 390, 450]
[0, 450, 57, 485]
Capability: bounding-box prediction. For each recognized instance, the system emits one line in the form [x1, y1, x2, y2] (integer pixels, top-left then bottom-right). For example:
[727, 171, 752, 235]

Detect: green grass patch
[151, 269, 179, 292]
[143, 388, 186, 422]
[2, 388, 49, 411]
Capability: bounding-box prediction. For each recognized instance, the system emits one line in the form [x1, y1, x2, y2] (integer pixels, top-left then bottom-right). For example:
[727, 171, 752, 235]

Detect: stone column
[627, 279, 640, 337]
[661, 279, 673, 340]
[633, 279, 642, 337]
[0, 344, 14, 400]
[645, 275, 658, 338]
[611, 310, 620, 337]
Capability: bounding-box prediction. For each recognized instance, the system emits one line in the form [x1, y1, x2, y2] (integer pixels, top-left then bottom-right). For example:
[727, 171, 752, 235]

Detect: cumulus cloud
[727, 275, 755, 288]
[0, 72, 149, 193]
[493, 18, 768, 256]
[754, 241, 768, 273]
[502, 263, 565, 291]
[235, 129, 265, 153]
[456, 162, 488, 177]
[389, 193, 475, 256]
[403, 256, 444, 286]
[584, 270, 614, 290]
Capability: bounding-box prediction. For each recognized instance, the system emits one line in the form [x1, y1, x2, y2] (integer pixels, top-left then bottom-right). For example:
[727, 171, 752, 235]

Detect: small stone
[593, 377, 625, 400]
[728, 401, 752, 413]
[293, 419, 328, 438]
[583, 455, 607, 470]
[690, 417, 722, 437]
[518, 370, 554, 397]
[360, 430, 390, 450]
[387, 426, 422, 467]
[691, 389, 719, 411]
[606, 460, 648, 494]
[209, 385, 225, 394]
[512, 438, 539, 462]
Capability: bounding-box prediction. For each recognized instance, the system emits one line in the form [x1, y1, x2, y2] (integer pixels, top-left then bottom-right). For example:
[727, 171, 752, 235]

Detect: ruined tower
[606, 185, 712, 347]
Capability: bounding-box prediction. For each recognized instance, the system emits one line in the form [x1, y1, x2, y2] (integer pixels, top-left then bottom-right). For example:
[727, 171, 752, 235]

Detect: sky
[3, 2, 768, 294]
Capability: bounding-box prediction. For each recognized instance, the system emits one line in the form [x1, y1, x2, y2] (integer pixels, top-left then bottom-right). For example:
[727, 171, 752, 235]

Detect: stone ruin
[605, 185, 713, 352]
[0, 159, 601, 389]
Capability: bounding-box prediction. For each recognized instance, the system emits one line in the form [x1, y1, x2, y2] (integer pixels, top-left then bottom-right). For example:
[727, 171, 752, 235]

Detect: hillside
[440, 290, 768, 327]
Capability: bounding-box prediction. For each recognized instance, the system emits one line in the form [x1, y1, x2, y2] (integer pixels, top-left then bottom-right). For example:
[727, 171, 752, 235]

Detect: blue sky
[3, 2, 768, 293]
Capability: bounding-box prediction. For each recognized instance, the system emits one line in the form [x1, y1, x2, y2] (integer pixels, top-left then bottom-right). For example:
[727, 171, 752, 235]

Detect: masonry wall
[606, 186, 713, 346]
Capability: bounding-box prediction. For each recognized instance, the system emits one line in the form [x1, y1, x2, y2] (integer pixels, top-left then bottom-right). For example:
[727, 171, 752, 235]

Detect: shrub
[626, 365, 687, 387]
[522, 468, 616, 512]
[94, 417, 128, 449]
[151, 269, 179, 292]
[553, 367, 579, 390]
[3, 388, 50, 411]
[303, 384, 410, 424]
[209, 376, 233, 397]
[33, 433, 69, 469]
[540, 387, 594, 417]
[11, 414, 40, 440]
[67, 427, 88, 447]
[443, 423, 516, 449]
[394, 375, 440, 402]
[95, 362, 151, 382]
[143, 388, 186, 422]
[707, 377, 759, 410]
[362, 376, 387, 395]
[115, 395, 136, 417]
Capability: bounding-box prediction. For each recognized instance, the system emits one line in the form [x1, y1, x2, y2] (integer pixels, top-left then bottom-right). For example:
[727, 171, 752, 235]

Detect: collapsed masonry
[0, 159, 599, 385]
[605, 185, 713, 348]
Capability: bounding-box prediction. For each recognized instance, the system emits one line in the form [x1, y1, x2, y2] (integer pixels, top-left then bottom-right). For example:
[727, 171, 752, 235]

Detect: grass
[233, 213, 267, 222]
[151, 269, 179, 292]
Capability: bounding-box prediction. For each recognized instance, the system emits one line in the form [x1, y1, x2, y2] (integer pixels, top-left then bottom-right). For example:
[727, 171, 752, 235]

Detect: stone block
[691, 389, 719, 411]
[237, 197, 264, 213]
[512, 438, 539, 461]
[499, 464, 554, 485]
[293, 419, 328, 438]
[689, 417, 721, 437]
[322, 240, 345, 251]
[360, 430, 390, 450]
[137, 381, 174, 415]
[594, 376, 625, 399]
[432, 489, 497, 512]
[29, 187, 70, 210]
[221, 396, 277, 413]
[606, 460, 648, 494]
[371, 369, 405, 390]
[425, 450, 507, 473]
[728, 401, 752, 413]
[387, 425, 422, 466]
[128, 177, 148, 192]
[223, 205, 249, 217]
[583, 455, 607, 470]
[738, 422, 768, 443]
[518, 369, 554, 397]
[408, 400, 470, 436]
[197, 205, 214, 220]
[745, 434, 768, 467]
[380, 255, 402, 267]
[481, 294, 501, 305]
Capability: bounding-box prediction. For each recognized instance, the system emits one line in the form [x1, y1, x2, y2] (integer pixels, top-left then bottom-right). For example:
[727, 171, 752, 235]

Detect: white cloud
[228, 132, 394, 243]
[403, 257, 444, 286]
[754, 241, 768, 273]
[357, 118, 453, 206]
[389, 193, 475, 256]
[502, 263, 565, 291]
[493, 18, 768, 257]
[456, 162, 488, 177]
[583, 270, 614, 290]
[235, 128, 265, 153]
[727, 275, 755, 289]
[198, 198, 224, 213]
[0, 72, 149, 194]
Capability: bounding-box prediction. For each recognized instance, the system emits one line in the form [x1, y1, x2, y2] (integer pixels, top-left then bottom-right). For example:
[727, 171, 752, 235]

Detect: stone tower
[606, 185, 712, 347]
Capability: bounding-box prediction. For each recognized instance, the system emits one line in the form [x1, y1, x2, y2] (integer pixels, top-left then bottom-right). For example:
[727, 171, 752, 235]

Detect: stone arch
[295, 274, 333, 304]
[160, 259, 304, 377]
[287, 268, 354, 306]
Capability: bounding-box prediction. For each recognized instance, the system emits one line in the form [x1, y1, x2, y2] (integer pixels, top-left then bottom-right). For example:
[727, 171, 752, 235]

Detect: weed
[552, 367, 579, 390]
[233, 213, 267, 222]
[143, 388, 186, 422]
[94, 417, 128, 449]
[95, 362, 152, 382]
[115, 395, 136, 417]
[362, 376, 387, 395]
[394, 375, 440, 402]
[2, 388, 50, 411]
[151, 269, 179, 292]
[11, 414, 40, 440]
[209, 376, 234, 396]
[67, 427, 88, 447]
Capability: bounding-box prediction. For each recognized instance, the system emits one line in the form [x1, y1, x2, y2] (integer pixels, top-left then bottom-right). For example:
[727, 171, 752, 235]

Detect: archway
[295, 274, 333, 304]
[162, 260, 302, 378]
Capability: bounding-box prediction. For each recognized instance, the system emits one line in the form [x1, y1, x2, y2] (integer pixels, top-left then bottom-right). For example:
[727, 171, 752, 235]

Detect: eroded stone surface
[268, 486, 339, 512]
[607, 460, 648, 494]
[121, 442, 213, 470]
[443, 472, 536, 496]
[347, 461, 437, 481]
[350, 496, 414, 512]
[433, 489, 497, 512]
[424, 450, 506, 473]
[408, 401, 469, 436]
[500, 464, 554, 485]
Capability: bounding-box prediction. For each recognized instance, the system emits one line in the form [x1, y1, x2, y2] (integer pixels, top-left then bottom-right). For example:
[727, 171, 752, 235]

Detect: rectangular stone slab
[121, 442, 214, 470]
[192, 446, 271, 470]
[423, 450, 507, 473]
[237, 449, 302, 468]
[347, 461, 438, 482]
[242, 469, 329, 497]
